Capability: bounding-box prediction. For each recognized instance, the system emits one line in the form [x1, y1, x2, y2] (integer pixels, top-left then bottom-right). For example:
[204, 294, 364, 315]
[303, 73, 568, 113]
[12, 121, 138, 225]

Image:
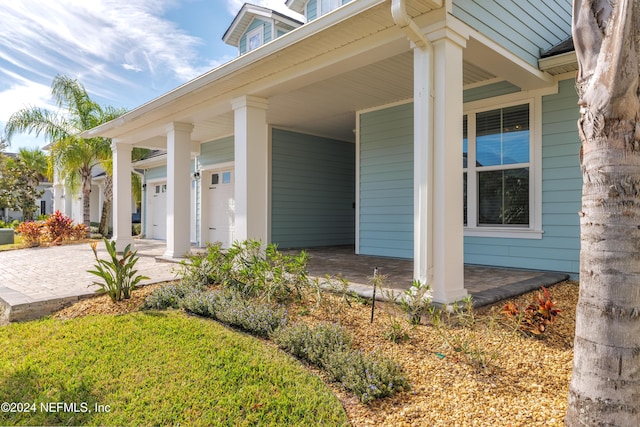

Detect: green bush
[182, 289, 288, 338]
[273, 322, 352, 367]
[88, 238, 149, 302]
[142, 282, 202, 310]
[182, 240, 309, 303]
[323, 349, 410, 404]
[273, 322, 408, 404]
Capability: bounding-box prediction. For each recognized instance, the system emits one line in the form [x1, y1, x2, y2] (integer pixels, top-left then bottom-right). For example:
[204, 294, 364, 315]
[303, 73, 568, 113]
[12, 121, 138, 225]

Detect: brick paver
[0, 240, 179, 324]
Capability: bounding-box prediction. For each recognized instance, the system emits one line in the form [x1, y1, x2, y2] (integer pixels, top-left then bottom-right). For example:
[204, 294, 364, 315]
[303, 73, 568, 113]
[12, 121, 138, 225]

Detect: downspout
[392, 0, 435, 284]
[391, 0, 431, 50]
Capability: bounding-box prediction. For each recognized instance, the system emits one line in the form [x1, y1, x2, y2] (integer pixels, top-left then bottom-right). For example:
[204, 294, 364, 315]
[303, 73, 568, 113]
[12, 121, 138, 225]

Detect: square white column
[431, 29, 467, 303]
[413, 45, 434, 288]
[112, 141, 133, 251]
[164, 122, 194, 258]
[231, 95, 269, 243]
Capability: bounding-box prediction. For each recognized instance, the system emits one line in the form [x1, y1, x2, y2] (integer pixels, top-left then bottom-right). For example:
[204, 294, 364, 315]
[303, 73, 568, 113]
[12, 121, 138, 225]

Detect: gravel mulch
[52, 280, 579, 426]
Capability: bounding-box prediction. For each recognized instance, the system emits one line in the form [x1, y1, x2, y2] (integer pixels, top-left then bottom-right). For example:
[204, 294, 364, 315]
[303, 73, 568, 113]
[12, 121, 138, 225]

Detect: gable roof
[285, 0, 306, 14]
[223, 3, 304, 47]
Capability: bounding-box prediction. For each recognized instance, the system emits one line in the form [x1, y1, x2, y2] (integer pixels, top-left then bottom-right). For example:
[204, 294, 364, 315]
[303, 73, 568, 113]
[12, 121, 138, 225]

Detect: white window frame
[320, 0, 342, 16]
[246, 26, 263, 52]
[463, 94, 543, 239]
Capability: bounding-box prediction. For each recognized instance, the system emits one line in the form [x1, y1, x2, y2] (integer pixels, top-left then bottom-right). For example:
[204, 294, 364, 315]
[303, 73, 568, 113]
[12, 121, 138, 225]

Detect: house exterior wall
[463, 81, 521, 103]
[451, 0, 572, 67]
[239, 18, 273, 55]
[358, 102, 414, 259]
[196, 136, 235, 246]
[271, 128, 355, 248]
[357, 78, 580, 274]
[464, 78, 580, 273]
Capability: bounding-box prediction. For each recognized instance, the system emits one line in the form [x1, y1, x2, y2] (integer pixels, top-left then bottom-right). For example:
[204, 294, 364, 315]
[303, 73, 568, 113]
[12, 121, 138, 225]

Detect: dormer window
[223, 3, 303, 56]
[247, 27, 263, 52]
[320, 0, 342, 15]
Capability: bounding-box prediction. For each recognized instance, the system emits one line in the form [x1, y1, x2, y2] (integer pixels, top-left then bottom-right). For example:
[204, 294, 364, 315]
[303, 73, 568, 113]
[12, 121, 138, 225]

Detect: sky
[0, 0, 303, 151]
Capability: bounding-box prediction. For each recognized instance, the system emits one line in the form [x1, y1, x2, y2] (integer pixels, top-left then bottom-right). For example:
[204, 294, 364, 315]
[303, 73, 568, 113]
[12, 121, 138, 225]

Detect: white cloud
[0, 0, 215, 86]
[0, 79, 53, 124]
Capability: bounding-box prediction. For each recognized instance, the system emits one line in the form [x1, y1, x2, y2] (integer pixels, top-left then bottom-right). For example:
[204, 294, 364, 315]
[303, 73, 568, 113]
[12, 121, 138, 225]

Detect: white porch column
[430, 29, 467, 303]
[164, 122, 194, 258]
[413, 44, 434, 288]
[112, 141, 133, 251]
[231, 95, 269, 243]
[51, 168, 64, 213]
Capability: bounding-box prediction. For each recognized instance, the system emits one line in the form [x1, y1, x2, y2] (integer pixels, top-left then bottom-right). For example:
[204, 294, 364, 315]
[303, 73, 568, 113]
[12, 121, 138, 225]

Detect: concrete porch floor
[295, 246, 570, 307]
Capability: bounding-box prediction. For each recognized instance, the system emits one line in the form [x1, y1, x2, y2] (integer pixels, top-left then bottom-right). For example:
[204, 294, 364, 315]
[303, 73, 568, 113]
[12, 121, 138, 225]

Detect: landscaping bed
[52, 278, 578, 426]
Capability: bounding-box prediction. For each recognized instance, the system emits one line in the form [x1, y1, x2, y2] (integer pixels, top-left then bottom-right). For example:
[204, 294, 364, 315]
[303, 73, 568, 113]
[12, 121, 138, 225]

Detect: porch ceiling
[88, 0, 550, 148]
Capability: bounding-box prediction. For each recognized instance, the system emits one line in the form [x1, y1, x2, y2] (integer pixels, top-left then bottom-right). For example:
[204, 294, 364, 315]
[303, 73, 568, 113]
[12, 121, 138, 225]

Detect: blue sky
[0, 0, 302, 151]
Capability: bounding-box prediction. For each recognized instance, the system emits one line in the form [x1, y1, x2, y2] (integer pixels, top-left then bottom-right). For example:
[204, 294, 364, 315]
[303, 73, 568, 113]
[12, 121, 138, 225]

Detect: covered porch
[86, 0, 561, 305]
[297, 246, 569, 307]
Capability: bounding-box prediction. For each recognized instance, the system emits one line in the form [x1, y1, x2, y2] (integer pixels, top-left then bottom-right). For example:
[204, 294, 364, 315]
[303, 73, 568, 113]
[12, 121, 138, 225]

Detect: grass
[0, 311, 349, 426]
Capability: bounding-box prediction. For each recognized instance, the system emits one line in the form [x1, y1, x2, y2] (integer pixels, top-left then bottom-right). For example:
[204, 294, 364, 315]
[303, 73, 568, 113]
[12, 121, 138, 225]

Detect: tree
[3, 75, 125, 232]
[566, 1, 640, 425]
[0, 154, 44, 221]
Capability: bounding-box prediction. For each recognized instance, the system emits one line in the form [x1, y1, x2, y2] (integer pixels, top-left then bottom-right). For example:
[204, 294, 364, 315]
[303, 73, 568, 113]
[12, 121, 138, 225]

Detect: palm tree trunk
[99, 174, 112, 237]
[566, 0, 640, 424]
[81, 169, 92, 235]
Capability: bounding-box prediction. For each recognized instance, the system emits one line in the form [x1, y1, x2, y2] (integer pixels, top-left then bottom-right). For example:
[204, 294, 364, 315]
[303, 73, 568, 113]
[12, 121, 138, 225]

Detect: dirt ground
[53, 280, 579, 426]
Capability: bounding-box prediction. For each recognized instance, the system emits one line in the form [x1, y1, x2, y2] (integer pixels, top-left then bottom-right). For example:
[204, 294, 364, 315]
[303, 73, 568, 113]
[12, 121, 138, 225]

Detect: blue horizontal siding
[359, 103, 414, 259]
[198, 136, 234, 168]
[271, 128, 355, 248]
[464, 79, 581, 274]
[464, 81, 521, 103]
[452, 0, 571, 67]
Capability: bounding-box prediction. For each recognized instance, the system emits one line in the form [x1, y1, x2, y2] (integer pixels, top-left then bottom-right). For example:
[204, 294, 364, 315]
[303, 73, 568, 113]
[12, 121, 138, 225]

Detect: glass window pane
[478, 168, 529, 225]
[249, 32, 261, 50]
[463, 172, 467, 226]
[222, 171, 231, 184]
[462, 115, 468, 168]
[476, 104, 529, 166]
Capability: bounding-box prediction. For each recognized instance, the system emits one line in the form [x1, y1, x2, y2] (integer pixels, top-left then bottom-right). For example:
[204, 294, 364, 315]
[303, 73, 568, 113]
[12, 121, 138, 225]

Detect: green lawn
[0, 311, 349, 426]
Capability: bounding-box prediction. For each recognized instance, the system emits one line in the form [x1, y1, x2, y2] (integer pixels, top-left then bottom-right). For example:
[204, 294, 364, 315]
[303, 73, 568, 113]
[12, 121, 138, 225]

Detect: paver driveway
[0, 239, 178, 323]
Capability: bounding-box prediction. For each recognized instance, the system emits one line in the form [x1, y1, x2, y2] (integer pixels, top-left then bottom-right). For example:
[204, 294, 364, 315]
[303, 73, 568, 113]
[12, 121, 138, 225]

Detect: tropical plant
[3, 75, 126, 233]
[88, 238, 149, 302]
[567, 2, 640, 424]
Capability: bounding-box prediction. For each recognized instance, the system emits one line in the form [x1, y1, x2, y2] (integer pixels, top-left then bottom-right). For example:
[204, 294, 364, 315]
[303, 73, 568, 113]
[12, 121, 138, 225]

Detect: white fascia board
[133, 154, 167, 169]
[444, 15, 555, 91]
[83, 0, 387, 140]
[538, 51, 577, 71]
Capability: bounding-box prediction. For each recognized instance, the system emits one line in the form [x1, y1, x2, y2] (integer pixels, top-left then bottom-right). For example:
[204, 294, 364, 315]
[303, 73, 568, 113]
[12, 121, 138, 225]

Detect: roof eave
[83, 0, 386, 140]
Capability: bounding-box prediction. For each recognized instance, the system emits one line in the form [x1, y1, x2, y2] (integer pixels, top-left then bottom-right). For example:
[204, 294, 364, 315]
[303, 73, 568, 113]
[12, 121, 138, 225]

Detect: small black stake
[370, 267, 378, 323]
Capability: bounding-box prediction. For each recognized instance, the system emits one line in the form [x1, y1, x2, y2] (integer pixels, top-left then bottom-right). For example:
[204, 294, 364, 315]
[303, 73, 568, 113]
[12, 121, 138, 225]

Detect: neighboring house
[50, 162, 109, 226]
[0, 152, 53, 221]
[86, 0, 579, 304]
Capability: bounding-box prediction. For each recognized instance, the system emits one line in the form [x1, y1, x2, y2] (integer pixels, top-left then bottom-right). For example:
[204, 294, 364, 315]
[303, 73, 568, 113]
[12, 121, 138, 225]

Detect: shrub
[142, 282, 202, 310]
[182, 289, 289, 337]
[324, 349, 410, 404]
[15, 221, 43, 247]
[43, 211, 75, 242]
[399, 280, 432, 325]
[88, 238, 149, 302]
[502, 286, 561, 336]
[181, 240, 309, 303]
[273, 322, 353, 367]
[273, 322, 408, 403]
[179, 243, 226, 288]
